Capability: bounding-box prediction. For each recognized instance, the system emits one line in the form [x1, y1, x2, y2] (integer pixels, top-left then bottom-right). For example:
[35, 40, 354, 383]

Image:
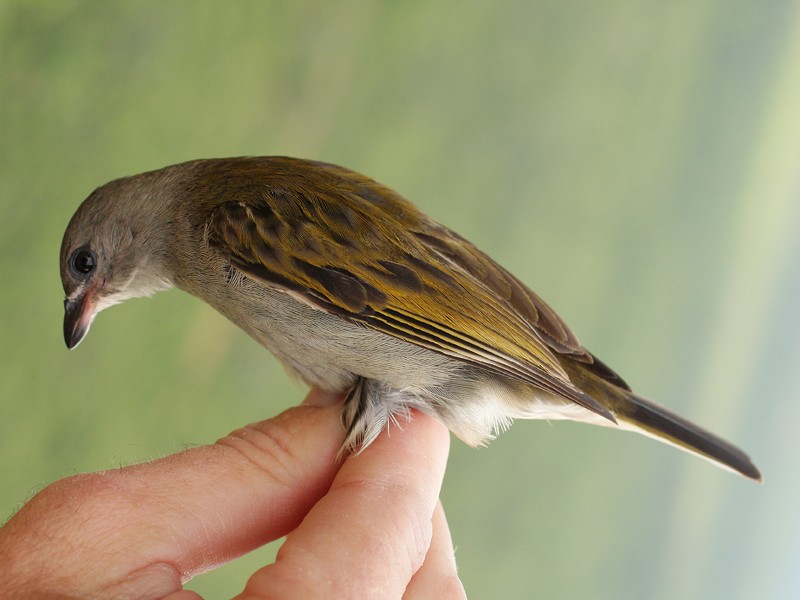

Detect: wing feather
[204, 157, 621, 421]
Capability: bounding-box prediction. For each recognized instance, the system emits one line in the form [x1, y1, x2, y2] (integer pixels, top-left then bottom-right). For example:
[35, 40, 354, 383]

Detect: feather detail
[202, 157, 620, 423]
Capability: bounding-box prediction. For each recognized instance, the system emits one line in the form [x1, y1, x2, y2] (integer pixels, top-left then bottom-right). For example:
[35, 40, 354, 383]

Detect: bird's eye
[69, 248, 96, 277]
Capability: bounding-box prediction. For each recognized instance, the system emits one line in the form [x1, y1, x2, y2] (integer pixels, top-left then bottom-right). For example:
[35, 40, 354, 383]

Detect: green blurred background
[2, 1, 798, 598]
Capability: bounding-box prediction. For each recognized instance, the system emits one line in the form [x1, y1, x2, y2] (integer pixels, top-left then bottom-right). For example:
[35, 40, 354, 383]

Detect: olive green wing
[205, 161, 617, 422]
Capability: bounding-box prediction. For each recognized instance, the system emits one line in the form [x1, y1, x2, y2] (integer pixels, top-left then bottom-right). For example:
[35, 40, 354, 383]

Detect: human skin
[0, 389, 466, 599]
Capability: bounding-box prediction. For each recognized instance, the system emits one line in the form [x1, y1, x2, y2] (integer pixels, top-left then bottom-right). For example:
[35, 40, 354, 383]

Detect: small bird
[61, 157, 761, 480]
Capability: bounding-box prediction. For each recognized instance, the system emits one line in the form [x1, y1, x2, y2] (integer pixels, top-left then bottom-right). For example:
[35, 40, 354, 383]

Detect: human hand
[0, 389, 466, 599]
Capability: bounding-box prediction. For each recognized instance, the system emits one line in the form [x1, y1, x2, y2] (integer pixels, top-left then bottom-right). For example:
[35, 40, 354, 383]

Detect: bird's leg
[338, 377, 399, 459]
[340, 377, 367, 454]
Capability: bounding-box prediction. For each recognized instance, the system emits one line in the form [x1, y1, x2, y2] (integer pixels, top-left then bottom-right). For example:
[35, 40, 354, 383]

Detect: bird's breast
[180, 269, 464, 393]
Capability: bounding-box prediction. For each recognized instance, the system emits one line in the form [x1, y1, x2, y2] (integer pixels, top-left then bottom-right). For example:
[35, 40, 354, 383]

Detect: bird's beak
[63, 287, 98, 349]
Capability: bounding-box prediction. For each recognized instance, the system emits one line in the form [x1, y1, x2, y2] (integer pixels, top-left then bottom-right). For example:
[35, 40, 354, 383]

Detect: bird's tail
[560, 357, 762, 481]
[613, 392, 762, 481]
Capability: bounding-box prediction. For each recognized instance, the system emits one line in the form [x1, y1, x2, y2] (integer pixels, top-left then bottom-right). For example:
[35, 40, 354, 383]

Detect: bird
[60, 156, 761, 481]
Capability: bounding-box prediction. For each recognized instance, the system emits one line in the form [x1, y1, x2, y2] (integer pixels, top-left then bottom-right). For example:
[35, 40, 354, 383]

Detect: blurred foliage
[1, 1, 799, 598]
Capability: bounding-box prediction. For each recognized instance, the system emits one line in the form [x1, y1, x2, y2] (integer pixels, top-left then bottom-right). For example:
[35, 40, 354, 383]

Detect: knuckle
[215, 420, 300, 488]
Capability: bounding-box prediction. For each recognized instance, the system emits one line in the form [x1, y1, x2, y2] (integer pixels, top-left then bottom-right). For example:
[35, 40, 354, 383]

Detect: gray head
[60, 167, 181, 349]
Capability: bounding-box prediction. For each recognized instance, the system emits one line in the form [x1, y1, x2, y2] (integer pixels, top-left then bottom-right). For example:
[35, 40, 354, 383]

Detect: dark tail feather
[617, 393, 762, 482]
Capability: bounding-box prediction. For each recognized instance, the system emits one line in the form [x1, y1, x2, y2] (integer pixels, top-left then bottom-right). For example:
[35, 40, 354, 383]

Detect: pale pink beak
[63, 287, 98, 349]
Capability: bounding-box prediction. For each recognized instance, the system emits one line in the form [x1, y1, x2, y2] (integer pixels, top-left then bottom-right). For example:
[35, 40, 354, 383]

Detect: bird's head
[60, 171, 177, 349]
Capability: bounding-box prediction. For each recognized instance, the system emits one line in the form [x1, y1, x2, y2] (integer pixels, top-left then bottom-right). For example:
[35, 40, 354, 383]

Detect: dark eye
[69, 248, 96, 277]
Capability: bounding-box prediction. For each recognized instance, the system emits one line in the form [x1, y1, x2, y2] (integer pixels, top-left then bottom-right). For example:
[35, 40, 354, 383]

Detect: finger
[0, 395, 345, 599]
[239, 410, 450, 600]
[404, 501, 467, 599]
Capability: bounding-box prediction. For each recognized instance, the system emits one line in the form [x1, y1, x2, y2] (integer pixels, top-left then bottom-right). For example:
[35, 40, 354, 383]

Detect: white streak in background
[661, 6, 800, 598]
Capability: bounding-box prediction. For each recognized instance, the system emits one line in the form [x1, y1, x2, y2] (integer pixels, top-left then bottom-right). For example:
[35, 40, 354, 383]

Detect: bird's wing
[204, 158, 619, 421]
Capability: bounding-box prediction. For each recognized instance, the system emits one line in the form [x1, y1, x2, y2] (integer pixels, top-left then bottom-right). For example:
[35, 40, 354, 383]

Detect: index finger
[1, 394, 346, 598]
